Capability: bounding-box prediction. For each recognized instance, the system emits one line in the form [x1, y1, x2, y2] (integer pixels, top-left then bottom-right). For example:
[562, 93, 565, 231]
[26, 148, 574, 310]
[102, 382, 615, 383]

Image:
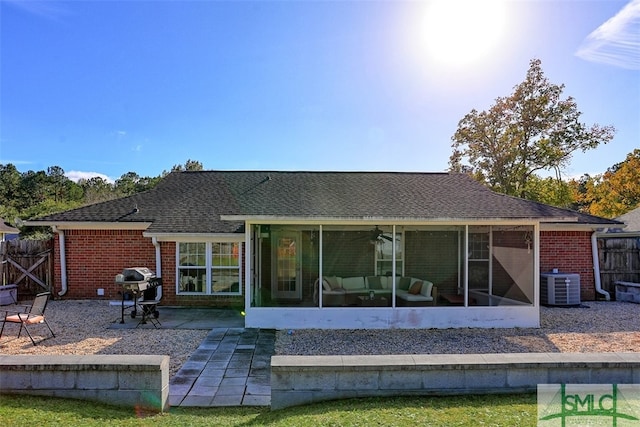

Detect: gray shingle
[30, 171, 622, 233]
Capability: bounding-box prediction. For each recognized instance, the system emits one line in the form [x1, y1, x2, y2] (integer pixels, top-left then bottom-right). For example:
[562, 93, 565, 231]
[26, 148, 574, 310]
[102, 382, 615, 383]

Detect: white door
[271, 231, 301, 300]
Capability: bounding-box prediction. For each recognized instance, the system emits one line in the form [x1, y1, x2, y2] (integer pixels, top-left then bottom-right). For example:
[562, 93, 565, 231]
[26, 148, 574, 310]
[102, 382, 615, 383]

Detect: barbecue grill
[115, 267, 155, 291]
[115, 267, 162, 326]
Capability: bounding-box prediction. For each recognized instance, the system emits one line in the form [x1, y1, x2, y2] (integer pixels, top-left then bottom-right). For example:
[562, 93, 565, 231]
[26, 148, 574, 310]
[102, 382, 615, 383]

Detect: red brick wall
[540, 230, 596, 300]
[53, 230, 244, 308]
[53, 230, 156, 300]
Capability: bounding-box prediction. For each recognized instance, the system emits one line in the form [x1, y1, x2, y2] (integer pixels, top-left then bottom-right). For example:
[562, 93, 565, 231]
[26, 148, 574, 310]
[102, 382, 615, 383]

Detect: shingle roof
[0, 218, 19, 234]
[29, 171, 622, 233]
[616, 206, 640, 231]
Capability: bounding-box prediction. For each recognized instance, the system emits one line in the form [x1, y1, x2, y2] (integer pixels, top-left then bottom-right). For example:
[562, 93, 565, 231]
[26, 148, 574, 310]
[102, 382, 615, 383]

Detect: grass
[0, 393, 538, 426]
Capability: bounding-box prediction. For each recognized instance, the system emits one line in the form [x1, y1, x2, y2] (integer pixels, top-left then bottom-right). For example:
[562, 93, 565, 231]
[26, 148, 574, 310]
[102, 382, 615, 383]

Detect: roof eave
[222, 214, 568, 225]
[23, 221, 152, 230]
[144, 232, 244, 242]
[540, 222, 626, 231]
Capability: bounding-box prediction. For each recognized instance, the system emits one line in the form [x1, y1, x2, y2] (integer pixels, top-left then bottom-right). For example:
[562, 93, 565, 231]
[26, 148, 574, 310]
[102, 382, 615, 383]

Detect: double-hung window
[177, 242, 242, 295]
[211, 242, 241, 293]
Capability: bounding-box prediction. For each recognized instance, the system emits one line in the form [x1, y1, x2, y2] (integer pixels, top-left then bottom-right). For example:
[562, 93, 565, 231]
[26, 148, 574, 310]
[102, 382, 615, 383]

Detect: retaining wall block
[30, 371, 76, 389]
[76, 370, 119, 390]
[337, 371, 379, 390]
[0, 371, 31, 389]
[548, 368, 593, 384]
[506, 368, 549, 388]
[294, 371, 337, 390]
[422, 369, 465, 390]
[464, 368, 507, 390]
[379, 370, 423, 390]
[591, 368, 634, 384]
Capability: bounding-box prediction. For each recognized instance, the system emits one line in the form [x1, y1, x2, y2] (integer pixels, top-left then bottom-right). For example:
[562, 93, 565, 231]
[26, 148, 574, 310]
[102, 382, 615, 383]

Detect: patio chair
[136, 278, 162, 328]
[0, 291, 55, 345]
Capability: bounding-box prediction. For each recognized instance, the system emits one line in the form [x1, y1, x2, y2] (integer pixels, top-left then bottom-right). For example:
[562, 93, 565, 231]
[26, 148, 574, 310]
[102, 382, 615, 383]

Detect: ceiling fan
[370, 226, 394, 243]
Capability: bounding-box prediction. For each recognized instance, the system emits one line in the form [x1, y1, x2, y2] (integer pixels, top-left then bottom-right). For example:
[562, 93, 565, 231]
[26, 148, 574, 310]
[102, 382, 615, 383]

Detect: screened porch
[248, 224, 535, 310]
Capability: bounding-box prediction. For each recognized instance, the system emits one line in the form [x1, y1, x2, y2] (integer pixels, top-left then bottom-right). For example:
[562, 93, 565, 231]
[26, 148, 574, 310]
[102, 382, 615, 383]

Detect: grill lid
[118, 267, 155, 283]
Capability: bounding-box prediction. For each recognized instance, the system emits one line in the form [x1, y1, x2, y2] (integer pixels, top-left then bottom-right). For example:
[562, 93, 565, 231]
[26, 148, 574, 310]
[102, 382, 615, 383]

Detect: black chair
[0, 292, 55, 345]
[136, 279, 162, 327]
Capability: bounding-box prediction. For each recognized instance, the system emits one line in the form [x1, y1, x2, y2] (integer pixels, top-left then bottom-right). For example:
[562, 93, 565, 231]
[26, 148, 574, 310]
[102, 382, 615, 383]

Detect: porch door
[271, 231, 302, 300]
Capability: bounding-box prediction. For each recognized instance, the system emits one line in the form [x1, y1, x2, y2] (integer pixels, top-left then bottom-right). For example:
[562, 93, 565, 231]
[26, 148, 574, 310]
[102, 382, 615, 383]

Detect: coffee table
[357, 295, 388, 307]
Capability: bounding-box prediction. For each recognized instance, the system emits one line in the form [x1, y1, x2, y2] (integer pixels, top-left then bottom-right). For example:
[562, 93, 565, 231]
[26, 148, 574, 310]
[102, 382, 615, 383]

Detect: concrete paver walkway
[169, 327, 275, 407]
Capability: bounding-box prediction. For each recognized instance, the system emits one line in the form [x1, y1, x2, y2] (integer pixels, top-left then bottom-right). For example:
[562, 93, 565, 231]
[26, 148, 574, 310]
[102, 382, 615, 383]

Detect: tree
[115, 171, 161, 196]
[449, 58, 616, 199]
[521, 175, 574, 208]
[576, 150, 640, 218]
[80, 176, 116, 205]
[0, 164, 21, 208]
[115, 172, 142, 196]
[169, 159, 204, 172]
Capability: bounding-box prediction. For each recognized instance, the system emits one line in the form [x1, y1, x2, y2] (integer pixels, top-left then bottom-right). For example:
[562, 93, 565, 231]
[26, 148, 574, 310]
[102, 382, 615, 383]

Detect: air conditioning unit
[540, 273, 581, 306]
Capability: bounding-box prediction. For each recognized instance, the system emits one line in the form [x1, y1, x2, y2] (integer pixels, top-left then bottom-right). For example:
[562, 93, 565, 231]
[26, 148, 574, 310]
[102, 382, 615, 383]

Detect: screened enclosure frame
[246, 222, 538, 309]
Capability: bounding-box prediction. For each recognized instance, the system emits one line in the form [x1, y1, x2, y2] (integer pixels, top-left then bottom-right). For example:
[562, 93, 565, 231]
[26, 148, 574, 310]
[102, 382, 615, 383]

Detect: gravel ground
[2, 300, 640, 380]
[0, 300, 209, 379]
[276, 301, 640, 355]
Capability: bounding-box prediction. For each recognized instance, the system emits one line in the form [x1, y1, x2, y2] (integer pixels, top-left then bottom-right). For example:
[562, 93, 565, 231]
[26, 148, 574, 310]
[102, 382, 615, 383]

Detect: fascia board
[23, 221, 151, 230]
[144, 232, 244, 242]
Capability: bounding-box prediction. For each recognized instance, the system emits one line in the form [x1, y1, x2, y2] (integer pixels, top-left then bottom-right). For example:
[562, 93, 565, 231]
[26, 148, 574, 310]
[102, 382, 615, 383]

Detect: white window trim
[176, 241, 243, 296]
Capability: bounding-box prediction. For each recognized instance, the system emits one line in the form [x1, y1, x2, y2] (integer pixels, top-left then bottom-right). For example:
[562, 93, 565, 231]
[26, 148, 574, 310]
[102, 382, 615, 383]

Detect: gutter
[52, 226, 68, 296]
[591, 229, 610, 301]
[152, 237, 162, 299]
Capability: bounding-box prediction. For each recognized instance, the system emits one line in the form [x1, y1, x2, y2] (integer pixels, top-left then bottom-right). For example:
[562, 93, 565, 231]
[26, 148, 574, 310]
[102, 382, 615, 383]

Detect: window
[177, 242, 242, 295]
[468, 230, 490, 288]
[178, 243, 206, 293]
[211, 242, 241, 293]
[375, 230, 403, 277]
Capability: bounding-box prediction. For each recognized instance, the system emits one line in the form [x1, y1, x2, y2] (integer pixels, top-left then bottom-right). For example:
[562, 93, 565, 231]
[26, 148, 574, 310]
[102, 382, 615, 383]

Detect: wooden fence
[0, 239, 54, 299]
[598, 236, 640, 297]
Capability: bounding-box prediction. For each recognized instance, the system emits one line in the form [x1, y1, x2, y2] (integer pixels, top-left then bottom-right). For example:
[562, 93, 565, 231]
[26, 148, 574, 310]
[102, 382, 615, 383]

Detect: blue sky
[1, 0, 638, 184]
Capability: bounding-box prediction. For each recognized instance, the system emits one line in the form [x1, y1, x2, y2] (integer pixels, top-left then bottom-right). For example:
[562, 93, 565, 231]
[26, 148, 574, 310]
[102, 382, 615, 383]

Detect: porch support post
[245, 223, 252, 312]
[392, 224, 397, 307]
[534, 223, 540, 309]
[319, 225, 323, 308]
[464, 225, 469, 306]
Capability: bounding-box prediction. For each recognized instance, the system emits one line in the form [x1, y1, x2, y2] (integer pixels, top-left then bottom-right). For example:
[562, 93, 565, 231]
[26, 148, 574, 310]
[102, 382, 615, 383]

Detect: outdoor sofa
[314, 276, 437, 306]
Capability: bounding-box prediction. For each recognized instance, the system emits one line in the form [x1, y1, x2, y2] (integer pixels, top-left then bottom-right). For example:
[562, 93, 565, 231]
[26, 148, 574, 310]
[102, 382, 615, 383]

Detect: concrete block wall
[270, 353, 640, 410]
[0, 354, 169, 412]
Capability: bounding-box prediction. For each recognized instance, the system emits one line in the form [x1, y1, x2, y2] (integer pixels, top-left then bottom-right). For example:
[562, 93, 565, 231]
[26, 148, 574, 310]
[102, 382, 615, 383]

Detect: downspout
[152, 237, 163, 299]
[591, 230, 610, 301]
[52, 226, 68, 296]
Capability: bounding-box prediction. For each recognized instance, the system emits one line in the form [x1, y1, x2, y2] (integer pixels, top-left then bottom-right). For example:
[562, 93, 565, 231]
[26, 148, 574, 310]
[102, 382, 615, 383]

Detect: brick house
[26, 171, 623, 329]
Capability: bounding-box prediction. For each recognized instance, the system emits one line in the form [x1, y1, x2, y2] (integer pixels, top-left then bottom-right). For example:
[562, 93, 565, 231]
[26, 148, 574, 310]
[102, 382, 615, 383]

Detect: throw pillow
[367, 276, 382, 289]
[408, 280, 423, 295]
[420, 281, 433, 297]
[322, 279, 332, 292]
[326, 276, 340, 290]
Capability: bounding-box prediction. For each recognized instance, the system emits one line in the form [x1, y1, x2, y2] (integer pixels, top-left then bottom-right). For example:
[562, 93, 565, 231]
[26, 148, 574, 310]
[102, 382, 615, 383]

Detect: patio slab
[108, 306, 245, 329]
[170, 328, 275, 407]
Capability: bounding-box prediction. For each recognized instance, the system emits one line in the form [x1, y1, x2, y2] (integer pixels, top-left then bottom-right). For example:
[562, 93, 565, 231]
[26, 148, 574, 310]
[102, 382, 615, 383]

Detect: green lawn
[0, 393, 538, 426]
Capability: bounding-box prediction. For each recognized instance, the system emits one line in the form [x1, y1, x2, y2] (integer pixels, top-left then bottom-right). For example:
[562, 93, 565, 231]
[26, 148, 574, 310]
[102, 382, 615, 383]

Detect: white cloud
[576, 0, 640, 70]
[0, 159, 33, 166]
[3, 0, 71, 20]
[66, 170, 115, 184]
